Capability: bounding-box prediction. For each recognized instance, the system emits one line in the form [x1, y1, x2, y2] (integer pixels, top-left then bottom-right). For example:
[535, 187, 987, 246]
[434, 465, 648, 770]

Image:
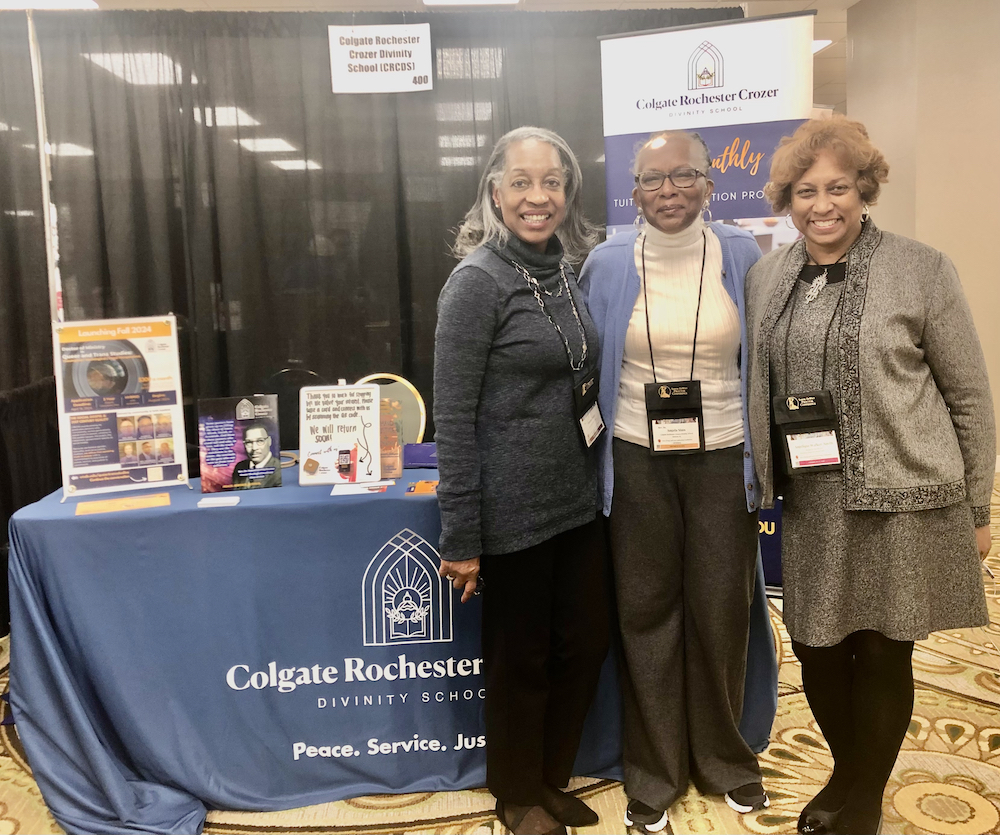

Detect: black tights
[792, 630, 914, 835]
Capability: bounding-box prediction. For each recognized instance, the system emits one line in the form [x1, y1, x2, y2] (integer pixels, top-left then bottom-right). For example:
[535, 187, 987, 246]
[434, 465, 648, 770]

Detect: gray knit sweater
[433, 235, 600, 560]
[746, 220, 996, 526]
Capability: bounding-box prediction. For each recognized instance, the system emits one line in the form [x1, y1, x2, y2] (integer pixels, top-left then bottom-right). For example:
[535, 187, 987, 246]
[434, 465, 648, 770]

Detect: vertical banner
[600, 14, 814, 238]
[53, 316, 189, 496]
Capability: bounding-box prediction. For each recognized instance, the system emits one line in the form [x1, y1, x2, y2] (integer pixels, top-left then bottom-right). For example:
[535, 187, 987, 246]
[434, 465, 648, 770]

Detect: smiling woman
[578, 130, 777, 833]
[490, 139, 567, 252]
[747, 115, 995, 835]
[434, 127, 607, 835]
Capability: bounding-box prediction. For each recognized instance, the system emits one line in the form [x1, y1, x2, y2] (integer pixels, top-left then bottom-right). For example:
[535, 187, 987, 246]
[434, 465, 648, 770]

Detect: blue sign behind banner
[604, 119, 804, 229]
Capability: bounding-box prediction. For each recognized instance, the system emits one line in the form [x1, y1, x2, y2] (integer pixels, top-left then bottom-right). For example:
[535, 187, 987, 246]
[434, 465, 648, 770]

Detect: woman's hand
[977, 525, 992, 561]
[439, 557, 481, 603]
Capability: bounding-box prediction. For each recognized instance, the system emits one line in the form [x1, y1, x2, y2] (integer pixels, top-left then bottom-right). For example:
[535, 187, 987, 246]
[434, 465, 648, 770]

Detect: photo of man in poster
[231, 422, 281, 489]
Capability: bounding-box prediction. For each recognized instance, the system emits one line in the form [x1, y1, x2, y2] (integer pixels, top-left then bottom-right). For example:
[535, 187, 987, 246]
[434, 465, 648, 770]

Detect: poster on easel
[52, 316, 189, 497]
[299, 384, 380, 486]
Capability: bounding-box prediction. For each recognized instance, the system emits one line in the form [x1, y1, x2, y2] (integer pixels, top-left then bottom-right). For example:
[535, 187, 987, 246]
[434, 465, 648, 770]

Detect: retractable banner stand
[600, 13, 814, 238]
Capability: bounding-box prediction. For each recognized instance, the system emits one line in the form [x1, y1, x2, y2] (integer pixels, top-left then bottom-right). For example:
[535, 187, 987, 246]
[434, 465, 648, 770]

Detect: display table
[9, 468, 776, 835]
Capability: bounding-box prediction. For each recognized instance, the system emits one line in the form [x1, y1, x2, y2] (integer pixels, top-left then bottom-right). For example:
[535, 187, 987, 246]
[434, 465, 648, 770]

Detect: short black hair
[242, 422, 270, 440]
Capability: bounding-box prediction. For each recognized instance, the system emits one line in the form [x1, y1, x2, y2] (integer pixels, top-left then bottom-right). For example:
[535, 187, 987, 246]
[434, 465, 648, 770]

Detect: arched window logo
[688, 41, 724, 90]
[362, 529, 454, 646]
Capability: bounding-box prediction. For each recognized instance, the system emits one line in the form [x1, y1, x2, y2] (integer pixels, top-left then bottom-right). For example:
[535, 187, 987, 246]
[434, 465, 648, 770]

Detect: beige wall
[848, 0, 1000, 451]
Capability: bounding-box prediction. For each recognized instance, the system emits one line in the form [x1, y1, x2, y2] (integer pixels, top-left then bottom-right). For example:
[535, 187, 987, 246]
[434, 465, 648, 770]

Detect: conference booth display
[0, 5, 797, 833]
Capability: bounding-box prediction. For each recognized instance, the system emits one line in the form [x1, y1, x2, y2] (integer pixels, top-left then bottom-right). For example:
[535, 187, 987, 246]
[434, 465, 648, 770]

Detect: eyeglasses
[635, 168, 706, 191]
[244, 438, 270, 446]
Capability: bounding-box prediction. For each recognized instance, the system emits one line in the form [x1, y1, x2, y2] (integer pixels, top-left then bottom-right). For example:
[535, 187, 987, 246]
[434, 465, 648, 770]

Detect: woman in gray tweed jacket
[746, 116, 994, 835]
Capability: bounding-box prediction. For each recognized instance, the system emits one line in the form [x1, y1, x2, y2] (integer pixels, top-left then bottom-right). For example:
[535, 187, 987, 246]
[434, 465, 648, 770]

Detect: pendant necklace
[804, 251, 845, 304]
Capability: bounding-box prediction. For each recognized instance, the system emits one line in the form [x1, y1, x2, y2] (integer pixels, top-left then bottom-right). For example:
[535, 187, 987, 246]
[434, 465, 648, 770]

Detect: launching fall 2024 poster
[52, 316, 189, 497]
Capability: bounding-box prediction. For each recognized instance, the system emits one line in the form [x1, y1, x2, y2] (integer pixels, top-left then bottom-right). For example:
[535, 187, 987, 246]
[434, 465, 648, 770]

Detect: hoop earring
[784, 214, 795, 228]
[702, 203, 713, 224]
[633, 209, 645, 229]
[861, 204, 871, 222]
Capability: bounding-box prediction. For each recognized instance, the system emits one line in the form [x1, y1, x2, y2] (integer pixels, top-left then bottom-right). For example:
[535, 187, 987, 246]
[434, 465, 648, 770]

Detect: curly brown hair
[764, 115, 889, 213]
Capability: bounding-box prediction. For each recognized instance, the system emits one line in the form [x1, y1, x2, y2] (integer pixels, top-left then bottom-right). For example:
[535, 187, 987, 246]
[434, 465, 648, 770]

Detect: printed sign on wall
[329, 23, 432, 94]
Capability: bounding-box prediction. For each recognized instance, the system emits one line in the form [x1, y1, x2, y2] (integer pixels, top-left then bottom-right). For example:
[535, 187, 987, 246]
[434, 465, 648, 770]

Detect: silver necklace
[804, 251, 845, 304]
[804, 270, 828, 303]
[515, 262, 588, 371]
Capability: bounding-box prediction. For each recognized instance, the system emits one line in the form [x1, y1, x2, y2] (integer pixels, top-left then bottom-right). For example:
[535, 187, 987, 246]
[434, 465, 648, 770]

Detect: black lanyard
[780, 274, 844, 394]
[640, 230, 707, 384]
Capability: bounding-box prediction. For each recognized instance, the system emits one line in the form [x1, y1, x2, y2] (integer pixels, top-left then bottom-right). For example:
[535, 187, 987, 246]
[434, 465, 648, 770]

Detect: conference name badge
[573, 372, 605, 448]
[771, 390, 843, 475]
[644, 380, 705, 455]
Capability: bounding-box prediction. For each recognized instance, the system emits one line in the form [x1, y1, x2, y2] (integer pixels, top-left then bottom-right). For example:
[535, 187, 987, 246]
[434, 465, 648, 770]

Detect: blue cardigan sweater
[579, 223, 762, 516]
[579, 222, 776, 753]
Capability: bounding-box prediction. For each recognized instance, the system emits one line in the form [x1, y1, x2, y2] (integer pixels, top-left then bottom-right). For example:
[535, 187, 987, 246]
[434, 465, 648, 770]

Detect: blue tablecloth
[9, 468, 777, 835]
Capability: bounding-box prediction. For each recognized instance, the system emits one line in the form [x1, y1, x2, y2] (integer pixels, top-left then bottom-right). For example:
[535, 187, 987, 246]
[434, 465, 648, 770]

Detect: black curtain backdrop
[0, 15, 51, 391]
[1, 7, 741, 435]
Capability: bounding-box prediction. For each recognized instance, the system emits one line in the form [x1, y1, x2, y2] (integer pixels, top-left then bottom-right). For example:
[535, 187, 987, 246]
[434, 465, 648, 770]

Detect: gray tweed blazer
[746, 220, 995, 527]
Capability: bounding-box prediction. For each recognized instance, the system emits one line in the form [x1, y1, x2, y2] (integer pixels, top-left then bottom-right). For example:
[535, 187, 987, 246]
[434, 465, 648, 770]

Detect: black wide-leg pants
[610, 439, 761, 810]
[480, 517, 610, 805]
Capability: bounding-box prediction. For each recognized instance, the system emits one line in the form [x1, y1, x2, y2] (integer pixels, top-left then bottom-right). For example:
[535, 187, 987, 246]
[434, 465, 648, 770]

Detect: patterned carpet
[1, 477, 998, 835]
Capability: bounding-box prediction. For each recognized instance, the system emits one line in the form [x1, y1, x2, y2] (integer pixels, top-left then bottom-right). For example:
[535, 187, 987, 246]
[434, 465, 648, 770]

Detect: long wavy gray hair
[452, 126, 598, 263]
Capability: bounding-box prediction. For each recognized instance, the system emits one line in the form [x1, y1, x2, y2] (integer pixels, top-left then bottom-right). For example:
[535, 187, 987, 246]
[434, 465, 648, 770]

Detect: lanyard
[781, 275, 844, 394]
[502, 254, 589, 373]
[640, 230, 707, 384]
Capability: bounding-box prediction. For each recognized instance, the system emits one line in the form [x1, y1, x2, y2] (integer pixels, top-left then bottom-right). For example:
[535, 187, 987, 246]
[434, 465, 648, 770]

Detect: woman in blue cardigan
[579, 131, 777, 833]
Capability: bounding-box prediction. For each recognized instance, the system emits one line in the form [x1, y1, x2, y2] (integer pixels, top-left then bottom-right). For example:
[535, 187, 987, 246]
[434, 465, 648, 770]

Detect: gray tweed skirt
[780, 473, 989, 647]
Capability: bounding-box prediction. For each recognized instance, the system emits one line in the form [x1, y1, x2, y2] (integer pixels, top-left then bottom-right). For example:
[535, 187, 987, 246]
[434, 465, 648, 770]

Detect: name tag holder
[646, 380, 705, 455]
[772, 390, 843, 474]
[574, 371, 605, 448]
[638, 229, 709, 458]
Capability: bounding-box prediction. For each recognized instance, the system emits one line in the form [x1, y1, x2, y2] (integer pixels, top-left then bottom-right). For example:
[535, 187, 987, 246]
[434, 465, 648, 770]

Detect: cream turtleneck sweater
[614, 216, 744, 450]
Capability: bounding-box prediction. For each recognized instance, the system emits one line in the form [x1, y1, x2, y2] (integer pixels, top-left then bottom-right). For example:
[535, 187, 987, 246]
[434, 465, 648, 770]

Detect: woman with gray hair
[434, 126, 606, 835]
[580, 130, 777, 832]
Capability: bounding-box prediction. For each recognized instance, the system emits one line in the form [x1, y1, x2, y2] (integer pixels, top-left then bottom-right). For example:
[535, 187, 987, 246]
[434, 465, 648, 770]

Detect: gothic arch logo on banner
[688, 41, 724, 90]
[362, 528, 454, 646]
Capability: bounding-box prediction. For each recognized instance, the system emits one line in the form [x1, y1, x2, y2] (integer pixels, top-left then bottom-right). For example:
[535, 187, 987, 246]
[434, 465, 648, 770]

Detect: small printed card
[405, 480, 438, 495]
[330, 480, 396, 496]
[197, 495, 241, 508]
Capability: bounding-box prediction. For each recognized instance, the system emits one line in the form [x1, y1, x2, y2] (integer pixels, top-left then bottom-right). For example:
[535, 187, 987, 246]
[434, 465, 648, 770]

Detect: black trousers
[610, 439, 761, 809]
[480, 517, 610, 805]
